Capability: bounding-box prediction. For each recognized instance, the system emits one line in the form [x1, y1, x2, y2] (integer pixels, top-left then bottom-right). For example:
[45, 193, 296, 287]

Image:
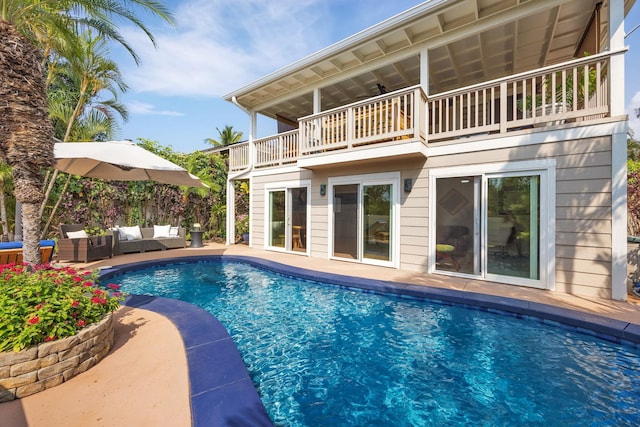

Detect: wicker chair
[57, 224, 112, 263]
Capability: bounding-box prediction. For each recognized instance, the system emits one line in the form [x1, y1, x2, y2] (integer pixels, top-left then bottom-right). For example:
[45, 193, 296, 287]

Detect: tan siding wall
[426, 135, 613, 297]
[242, 133, 614, 298]
[554, 137, 612, 298]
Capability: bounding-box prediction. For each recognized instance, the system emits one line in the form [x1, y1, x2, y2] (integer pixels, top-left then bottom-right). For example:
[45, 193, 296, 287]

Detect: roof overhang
[224, 0, 636, 124]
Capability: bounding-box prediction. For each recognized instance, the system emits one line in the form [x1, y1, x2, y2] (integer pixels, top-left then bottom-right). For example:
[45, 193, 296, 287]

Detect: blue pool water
[113, 261, 640, 426]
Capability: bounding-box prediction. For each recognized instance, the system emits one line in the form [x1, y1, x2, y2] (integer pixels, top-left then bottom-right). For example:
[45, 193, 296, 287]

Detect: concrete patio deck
[1, 242, 639, 426]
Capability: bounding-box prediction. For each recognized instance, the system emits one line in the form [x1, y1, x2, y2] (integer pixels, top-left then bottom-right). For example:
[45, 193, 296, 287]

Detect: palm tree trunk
[13, 166, 47, 264]
[0, 21, 54, 264]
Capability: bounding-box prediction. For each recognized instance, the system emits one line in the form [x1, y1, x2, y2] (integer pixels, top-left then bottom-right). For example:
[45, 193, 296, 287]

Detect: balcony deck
[229, 51, 617, 173]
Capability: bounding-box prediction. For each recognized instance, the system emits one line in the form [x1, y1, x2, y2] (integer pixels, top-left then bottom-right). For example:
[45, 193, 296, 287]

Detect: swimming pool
[110, 259, 640, 426]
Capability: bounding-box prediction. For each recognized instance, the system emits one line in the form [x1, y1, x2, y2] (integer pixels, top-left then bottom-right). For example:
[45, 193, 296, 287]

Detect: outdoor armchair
[57, 224, 112, 263]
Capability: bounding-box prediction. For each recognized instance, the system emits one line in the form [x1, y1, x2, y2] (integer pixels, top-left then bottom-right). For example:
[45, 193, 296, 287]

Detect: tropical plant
[517, 54, 599, 115]
[0, 0, 173, 265]
[0, 264, 124, 352]
[41, 32, 131, 238]
[204, 125, 244, 147]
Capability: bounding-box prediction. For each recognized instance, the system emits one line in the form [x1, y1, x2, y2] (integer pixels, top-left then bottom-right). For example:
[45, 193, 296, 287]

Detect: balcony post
[610, 0, 628, 300]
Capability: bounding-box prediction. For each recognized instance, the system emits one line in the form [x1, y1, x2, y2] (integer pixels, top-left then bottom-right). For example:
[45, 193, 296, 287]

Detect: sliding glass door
[434, 167, 547, 288]
[330, 173, 397, 267]
[486, 175, 539, 280]
[363, 184, 391, 261]
[267, 185, 308, 253]
[333, 184, 358, 259]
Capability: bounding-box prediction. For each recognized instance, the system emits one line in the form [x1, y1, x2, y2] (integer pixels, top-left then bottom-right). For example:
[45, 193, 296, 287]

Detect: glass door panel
[333, 184, 358, 259]
[363, 184, 391, 261]
[269, 191, 285, 248]
[486, 176, 540, 280]
[290, 188, 307, 252]
[435, 177, 476, 274]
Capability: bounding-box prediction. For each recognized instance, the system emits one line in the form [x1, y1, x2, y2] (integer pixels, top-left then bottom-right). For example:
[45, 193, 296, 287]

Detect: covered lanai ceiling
[224, 0, 636, 125]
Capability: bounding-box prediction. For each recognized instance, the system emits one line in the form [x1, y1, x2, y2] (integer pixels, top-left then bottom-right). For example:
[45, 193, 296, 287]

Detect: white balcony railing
[254, 130, 299, 168]
[229, 142, 249, 172]
[228, 51, 617, 171]
[299, 86, 426, 155]
[427, 51, 611, 141]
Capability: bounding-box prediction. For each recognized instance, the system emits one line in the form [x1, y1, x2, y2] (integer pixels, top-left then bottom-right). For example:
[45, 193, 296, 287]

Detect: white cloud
[127, 100, 184, 116]
[628, 90, 640, 139]
[119, 0, 330, 97]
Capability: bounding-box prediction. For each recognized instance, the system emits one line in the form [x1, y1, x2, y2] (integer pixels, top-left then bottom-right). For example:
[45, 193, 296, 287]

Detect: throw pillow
[121, 225, 142, 241]
[153, 224, 171, 238]
[169, 226, 180, 237]
[66, 230, 88, 239]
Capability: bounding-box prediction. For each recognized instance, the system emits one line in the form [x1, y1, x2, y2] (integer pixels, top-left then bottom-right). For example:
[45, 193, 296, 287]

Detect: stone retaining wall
[0, 313, 114, 402]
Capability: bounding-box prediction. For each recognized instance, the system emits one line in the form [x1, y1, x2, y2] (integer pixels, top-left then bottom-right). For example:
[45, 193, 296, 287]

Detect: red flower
[28, 316, 39, 325]
[71, 300, 79, 307]
[93, 289, 105, 296]
[73, 276, 83, 283]
[45, 336, 57, 342]
[82, 281, 93, 287]
[77, 319, 86, 327]
[91, 297, 107, 304]
[107, 283, 120, 290]
[35, 303, 44, 310]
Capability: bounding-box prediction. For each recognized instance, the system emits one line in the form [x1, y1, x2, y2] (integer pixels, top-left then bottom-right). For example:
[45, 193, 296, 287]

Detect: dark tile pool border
[121, 294, 273, 427]
[99, 254, 640, 425]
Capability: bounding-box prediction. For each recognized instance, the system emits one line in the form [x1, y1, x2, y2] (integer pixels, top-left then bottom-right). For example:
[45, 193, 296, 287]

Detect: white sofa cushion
[66, 230, 88, 239]
[121, 225, 143, 241]
[153, 224, 172, 238]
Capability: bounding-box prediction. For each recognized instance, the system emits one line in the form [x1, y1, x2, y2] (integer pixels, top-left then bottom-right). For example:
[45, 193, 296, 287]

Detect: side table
[190, 230, 204, 248]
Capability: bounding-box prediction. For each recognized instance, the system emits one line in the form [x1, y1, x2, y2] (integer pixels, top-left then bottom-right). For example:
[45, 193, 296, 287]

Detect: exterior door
[268, 187, 308, 252]
[434, 169, 546, 289]
[330, 173, 397, 267]
[484, 174, 540, 282]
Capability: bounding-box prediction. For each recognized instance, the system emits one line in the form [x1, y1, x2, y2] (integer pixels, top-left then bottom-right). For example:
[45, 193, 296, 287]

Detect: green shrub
[0, 264, 124, 352]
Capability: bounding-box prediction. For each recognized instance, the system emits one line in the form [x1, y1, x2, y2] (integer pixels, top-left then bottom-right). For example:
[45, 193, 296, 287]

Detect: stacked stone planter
[0, 313, 114, 402]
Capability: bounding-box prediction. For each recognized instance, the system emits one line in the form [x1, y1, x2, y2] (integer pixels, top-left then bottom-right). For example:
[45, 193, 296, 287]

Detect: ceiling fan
[356, 83, 388, 99]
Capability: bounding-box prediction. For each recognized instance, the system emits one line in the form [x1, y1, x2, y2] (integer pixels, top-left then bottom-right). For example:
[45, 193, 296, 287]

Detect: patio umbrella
[53, 141, 208, 187]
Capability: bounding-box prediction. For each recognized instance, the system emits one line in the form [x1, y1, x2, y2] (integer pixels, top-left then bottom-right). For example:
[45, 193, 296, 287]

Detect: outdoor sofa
[112, 225, 186, 255]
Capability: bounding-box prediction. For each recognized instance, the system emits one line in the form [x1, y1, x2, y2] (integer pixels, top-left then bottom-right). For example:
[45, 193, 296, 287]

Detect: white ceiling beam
[541, 6, 562, 67]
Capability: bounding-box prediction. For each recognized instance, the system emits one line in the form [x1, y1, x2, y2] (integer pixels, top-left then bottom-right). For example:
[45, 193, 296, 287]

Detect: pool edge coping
[100, 254, 640, 425]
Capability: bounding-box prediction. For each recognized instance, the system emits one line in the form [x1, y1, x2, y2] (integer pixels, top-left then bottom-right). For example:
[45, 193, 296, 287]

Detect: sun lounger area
[0, 240, 56, 264]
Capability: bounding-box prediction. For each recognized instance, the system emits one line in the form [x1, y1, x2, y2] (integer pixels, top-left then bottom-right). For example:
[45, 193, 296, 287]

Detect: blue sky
[111, 0, 640, 153]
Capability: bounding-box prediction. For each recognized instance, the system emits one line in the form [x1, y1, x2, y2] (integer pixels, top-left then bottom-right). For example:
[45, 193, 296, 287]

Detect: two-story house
[223, 0, 634, 300]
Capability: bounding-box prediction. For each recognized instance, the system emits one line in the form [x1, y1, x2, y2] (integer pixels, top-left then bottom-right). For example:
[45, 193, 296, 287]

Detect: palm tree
[204, 125, 244, 147]
[40, 32, 129, 237]
[0, 0, 173, 264]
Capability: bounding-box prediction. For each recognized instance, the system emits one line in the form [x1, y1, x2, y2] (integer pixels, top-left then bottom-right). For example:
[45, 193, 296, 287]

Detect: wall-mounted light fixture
[320, 184, 326, 196]
[404, 178, 413, 193]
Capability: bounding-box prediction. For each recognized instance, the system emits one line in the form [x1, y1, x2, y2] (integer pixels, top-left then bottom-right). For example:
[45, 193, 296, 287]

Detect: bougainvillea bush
[0, 264, 124, 352]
